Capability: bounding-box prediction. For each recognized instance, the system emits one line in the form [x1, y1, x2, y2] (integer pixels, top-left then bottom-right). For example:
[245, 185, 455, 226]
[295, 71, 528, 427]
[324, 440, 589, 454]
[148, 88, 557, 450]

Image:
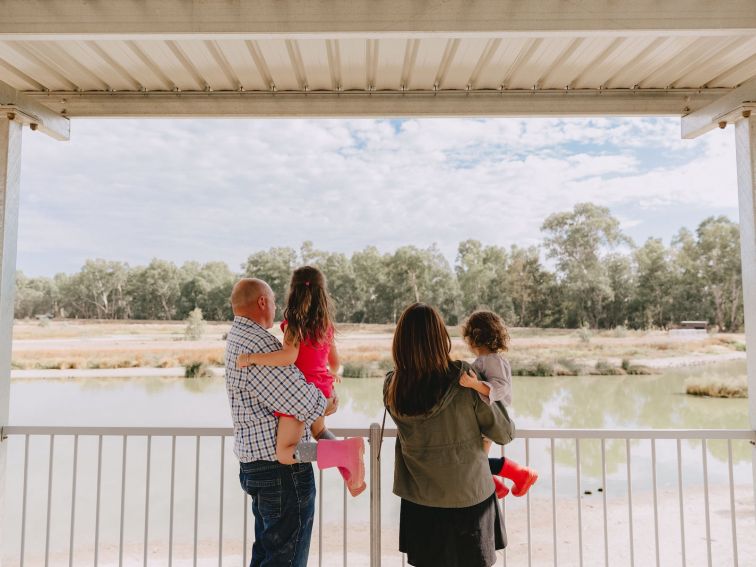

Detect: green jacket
[384, 360, 515, 508]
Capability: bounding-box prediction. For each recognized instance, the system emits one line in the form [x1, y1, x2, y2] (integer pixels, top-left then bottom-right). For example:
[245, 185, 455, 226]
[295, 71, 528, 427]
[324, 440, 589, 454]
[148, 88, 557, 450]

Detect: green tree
[507, 245, 554, 326]
[455, 240, 513, 321]
[59, 259, 130, 319]
[542, 203, 630, 328]
[633, 238, 673, 328]
[14, 272, 59, 319]
[243, 247, 298, 318]
[386, 245, 459, 323]
[669, 227, 706, 325]
[351, 246, 391, 323]
[696, 216, 742, 331]
[178, 261, 235, 320]
[604, 253, 635, 329]
[128, 259, 181, 320]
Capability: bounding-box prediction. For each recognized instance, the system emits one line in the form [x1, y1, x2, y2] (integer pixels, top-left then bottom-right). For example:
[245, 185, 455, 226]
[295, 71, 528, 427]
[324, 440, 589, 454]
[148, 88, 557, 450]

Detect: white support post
[734, 113, 756, 513]
[0, 113, 22, 557]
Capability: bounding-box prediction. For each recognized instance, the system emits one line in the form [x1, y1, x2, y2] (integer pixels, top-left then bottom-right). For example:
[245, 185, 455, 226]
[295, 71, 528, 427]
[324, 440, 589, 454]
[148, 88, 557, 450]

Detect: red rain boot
[492, 475, 510, 498]
[499, 459, 538, 497]
[316, 438, 366, 497]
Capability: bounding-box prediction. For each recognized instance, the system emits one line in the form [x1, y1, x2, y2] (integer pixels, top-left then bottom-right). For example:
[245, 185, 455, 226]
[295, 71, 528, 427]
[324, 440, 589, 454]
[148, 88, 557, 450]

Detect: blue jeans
[239, 460, 316, 567]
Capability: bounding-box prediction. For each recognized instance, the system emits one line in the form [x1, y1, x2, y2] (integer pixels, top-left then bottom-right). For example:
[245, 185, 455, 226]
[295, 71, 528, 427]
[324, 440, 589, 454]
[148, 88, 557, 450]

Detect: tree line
[14, 203, 744, 331]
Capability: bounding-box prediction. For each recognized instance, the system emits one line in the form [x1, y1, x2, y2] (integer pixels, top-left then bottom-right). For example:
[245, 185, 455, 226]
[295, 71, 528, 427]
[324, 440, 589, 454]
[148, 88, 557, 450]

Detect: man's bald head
[231, 278, 276, 327]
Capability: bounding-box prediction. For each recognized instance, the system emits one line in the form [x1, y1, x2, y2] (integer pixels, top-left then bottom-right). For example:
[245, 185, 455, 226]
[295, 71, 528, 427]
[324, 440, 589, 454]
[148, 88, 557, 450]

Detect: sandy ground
[8, 485, 753, 567]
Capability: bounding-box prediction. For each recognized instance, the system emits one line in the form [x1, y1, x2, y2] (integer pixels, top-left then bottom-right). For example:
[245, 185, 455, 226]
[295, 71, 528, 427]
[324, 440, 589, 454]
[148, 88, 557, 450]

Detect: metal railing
[2, 425, 754, 567]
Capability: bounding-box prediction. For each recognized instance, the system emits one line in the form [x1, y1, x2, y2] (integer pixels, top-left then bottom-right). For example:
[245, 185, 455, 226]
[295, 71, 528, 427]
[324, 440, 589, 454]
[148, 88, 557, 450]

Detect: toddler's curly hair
[461, 310, 510, 353]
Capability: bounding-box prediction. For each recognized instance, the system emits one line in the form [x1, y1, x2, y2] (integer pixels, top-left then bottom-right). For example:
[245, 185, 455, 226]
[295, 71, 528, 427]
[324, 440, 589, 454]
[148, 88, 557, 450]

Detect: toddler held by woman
[460, 310, 538, 498]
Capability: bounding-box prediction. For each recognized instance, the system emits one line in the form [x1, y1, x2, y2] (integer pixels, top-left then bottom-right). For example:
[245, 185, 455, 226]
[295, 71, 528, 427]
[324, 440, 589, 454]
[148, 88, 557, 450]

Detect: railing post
[734, 112, 756, 521]
[369, 422, 382, 567]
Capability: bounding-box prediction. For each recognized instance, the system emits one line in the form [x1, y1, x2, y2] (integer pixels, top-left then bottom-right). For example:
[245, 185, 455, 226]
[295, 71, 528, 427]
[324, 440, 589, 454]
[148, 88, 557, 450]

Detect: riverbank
[10, 351, 746, 380]
[10, 320, 747, 378]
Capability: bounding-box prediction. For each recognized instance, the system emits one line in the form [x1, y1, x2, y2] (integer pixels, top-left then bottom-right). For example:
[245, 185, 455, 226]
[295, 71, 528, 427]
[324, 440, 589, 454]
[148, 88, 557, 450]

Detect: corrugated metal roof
[2, 35, 755, 95]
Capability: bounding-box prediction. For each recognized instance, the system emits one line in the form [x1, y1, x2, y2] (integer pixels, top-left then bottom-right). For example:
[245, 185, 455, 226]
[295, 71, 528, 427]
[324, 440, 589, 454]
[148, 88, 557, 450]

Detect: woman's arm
[237, 338, 300, 368]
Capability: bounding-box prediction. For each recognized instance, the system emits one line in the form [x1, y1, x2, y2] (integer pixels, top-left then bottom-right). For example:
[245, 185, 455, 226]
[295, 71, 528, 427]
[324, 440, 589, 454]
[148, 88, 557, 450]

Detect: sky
[16, 116, 739, 277]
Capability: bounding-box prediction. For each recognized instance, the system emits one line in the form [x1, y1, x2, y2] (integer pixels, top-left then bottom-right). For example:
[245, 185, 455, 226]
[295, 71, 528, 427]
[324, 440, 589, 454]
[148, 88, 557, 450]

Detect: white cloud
[16, 117, 739, 276]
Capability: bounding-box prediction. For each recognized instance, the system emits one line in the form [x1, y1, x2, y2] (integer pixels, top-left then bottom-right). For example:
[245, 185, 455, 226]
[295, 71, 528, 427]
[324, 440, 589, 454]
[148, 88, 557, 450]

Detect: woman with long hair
[384, 303, 513, 567]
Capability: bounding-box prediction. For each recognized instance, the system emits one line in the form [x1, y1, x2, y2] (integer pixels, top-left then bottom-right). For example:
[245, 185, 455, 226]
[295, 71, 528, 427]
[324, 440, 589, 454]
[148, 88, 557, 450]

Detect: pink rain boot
[317, 438, 366, 497]
[493, 475, 510, 498]
[500, 459, 538, 497]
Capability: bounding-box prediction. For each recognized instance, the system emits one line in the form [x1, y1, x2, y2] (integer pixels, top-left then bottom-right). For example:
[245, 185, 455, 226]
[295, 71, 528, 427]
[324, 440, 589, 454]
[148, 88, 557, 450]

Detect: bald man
[226, 278, 362, 567]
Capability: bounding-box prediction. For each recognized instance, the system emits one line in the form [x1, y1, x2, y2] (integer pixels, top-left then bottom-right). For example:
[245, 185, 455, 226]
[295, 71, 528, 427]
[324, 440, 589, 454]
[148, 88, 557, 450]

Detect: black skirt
[399, 494, 506, 567]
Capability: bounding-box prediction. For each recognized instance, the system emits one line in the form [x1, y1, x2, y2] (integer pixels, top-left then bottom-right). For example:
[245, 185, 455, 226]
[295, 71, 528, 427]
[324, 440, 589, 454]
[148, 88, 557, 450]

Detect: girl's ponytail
[283, 266, 334, 345]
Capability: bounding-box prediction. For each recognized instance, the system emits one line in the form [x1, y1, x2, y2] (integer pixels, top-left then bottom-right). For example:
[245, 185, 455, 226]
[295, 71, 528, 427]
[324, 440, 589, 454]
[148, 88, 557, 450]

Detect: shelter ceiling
[0, 1, 755, 118]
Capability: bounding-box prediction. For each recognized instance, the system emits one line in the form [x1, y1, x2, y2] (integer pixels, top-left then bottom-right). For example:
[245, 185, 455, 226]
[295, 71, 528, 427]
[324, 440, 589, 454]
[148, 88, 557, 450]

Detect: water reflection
[8, 360, 750, 469]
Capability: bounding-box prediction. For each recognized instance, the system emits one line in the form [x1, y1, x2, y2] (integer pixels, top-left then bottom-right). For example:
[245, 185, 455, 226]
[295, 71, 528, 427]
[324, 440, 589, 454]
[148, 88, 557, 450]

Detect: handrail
[3, 425, 755, 440]
[2, 424, 754, 567]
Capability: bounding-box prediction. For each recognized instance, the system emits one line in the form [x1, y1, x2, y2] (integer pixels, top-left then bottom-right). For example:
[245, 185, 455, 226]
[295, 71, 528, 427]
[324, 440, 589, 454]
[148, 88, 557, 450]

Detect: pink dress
[275, 321, 335, 418]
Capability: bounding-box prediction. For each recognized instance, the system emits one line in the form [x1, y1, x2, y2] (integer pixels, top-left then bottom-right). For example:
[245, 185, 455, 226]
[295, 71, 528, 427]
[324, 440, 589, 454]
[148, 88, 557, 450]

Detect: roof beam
[26, 88, 723, 120]
[682, 76, 756, 138]
[0, 80, 69, 140]
[1, 1, 756, 38]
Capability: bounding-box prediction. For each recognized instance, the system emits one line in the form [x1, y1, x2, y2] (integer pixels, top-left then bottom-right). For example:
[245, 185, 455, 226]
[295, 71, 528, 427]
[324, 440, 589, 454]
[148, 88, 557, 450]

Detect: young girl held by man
[237, 266, 366, 497]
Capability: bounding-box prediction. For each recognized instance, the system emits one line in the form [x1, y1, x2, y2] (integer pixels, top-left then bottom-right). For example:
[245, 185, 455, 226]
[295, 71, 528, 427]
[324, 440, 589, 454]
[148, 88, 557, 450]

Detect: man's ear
[257, 295, 266, 310]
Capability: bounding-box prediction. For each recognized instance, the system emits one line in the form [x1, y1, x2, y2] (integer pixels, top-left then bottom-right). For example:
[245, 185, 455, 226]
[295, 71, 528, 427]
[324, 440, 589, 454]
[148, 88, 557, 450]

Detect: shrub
[685, 376, 747, 398]
[735, 342, 747, 352]
[185, 308, 206, 341]
[578, 324, 592, 344]
[625, 364, 654, 375]
[613, 325, 627, 338]
[184, 361, 213, 378]
[594, 359, 626, 375]
[534, 361, 555, 376]
[512, 360, 556, 376]
[555, 358, 583, 376]
[342, 362, 371, 378]
[377, 358, 394, 372]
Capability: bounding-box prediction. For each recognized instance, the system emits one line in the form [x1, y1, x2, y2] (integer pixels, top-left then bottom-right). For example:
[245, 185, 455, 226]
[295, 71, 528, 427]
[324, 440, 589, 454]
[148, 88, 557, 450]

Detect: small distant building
[680, 320, 708, 330]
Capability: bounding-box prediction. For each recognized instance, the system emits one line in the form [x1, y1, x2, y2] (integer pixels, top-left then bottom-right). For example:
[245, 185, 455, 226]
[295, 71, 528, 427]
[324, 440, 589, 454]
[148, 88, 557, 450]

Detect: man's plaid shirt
[225, 316, 326, 463]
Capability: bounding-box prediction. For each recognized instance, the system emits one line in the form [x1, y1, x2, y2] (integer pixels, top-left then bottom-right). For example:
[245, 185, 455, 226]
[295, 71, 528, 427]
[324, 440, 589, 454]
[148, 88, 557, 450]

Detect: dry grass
[12, 319, 230, 340]
[11, 347, 224, 370]
[10, 321, 745, 373]
[685, 376, 748, 398]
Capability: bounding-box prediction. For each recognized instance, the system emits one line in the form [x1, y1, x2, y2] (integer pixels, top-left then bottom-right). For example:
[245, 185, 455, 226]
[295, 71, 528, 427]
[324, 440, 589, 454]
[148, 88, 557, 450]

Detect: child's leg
[276, 417, 306, 465]
[311, 398, 337, 440]
[310, 416, 326, 439]
[499, 458, 539, 497]
[482, 436, 493, 454]
[488, 457, 506, 475]
[277, 415, 366, 498]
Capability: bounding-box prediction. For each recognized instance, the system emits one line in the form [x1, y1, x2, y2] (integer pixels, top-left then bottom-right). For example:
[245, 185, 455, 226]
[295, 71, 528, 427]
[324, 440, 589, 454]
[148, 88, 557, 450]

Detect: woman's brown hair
[283, 266, 334, 345]
[385, 303, 453, 416]
[461, 310, 510, 353]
